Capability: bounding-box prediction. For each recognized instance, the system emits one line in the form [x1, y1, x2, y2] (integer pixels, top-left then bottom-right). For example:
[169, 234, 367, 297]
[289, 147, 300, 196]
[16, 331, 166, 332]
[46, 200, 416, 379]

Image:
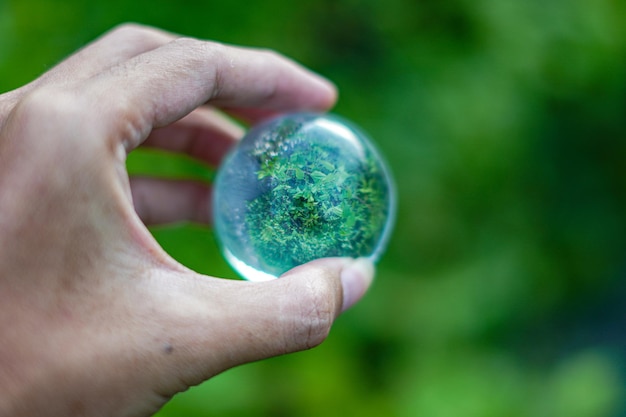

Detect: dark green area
[3, 0, 625, 416]
[245, 117, 389, 275]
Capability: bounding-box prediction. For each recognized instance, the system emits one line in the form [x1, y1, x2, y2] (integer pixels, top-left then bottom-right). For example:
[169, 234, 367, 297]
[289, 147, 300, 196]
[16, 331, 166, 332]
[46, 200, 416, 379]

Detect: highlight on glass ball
[213, 112, 396, 281]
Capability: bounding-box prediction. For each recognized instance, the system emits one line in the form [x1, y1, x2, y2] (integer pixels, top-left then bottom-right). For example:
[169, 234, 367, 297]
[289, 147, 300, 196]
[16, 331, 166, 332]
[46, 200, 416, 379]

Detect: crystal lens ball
[213, 112, 395, 281]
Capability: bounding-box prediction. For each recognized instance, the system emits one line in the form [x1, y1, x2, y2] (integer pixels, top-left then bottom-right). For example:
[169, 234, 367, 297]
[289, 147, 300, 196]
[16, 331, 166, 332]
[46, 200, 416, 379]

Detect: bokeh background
[2, 0, 625, 416]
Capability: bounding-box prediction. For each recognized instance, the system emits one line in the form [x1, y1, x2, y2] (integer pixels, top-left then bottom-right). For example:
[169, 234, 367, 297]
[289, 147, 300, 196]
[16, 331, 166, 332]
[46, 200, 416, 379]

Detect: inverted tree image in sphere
[213, 113, 395, 281]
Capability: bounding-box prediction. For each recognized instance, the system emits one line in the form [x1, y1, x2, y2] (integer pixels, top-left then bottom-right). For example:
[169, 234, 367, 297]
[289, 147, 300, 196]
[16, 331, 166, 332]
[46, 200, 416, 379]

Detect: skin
[0, 24, 374, 417]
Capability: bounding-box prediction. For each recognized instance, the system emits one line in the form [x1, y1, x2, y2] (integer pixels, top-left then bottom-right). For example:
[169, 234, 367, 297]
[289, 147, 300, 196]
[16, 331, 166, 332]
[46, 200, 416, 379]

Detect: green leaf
[328, 206, 343, 217]
[320, 160, 336, 171]
[310, 171, 326, 182]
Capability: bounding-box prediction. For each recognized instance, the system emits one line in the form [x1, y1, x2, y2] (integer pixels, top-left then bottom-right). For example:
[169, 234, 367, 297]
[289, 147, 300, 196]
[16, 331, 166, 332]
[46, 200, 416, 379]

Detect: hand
[0, 24, 374, 417]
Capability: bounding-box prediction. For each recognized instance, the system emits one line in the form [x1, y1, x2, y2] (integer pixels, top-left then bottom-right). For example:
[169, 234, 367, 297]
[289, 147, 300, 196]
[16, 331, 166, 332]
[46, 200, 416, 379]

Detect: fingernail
[340, 258, 375, 312]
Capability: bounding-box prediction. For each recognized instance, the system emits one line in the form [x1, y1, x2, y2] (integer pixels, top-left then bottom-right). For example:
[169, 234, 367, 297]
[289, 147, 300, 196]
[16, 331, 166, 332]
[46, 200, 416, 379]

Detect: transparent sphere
[213, 113, 395, 281]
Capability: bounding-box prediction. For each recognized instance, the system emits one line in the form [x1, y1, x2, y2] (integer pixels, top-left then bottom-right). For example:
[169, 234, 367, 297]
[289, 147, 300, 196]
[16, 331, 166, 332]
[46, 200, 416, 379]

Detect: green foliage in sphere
[245, 123, 389, 271]
[213, 113, 394, 281]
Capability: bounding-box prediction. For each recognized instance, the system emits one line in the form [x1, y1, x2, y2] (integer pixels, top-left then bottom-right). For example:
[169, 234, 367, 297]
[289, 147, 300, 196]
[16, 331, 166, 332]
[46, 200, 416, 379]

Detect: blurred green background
[2, 0, 625, 416]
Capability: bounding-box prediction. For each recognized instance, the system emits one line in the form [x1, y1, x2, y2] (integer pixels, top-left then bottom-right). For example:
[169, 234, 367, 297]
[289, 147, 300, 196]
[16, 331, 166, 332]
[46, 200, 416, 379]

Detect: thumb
[155, 257, 374, 390]
[281, 256, 376, 315]
[250, 257, 374, 354]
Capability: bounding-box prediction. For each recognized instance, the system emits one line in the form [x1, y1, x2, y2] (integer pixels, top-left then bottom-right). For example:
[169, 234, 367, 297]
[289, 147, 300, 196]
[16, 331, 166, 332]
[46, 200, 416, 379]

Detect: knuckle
[109, 22, 151, 41]
[10, 86, 103, 158]
[109, 22, 145, 36]
[169, 36, 198, 47]
[166, 37, 217, 69]
[14, 86, 83, 130]
[166, 38, 228, 96]
[3, 87, 105, 200]
[107, 23, 171, 51]
[170, 36, 212, 53]
[255, 49, 287, 100]
[285, 278, 337, 350]
[169, 37, 228, 65]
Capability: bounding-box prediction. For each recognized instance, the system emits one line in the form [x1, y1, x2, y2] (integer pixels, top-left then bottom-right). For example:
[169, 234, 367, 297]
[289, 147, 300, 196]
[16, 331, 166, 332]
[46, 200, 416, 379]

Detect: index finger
[82, 38, 338, 152]
[1, 24, 175, 117]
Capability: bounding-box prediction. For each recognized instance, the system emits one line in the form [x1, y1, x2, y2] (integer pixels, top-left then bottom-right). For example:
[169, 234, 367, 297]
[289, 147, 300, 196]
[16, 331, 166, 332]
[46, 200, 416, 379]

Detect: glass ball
[213, 113, 395, 281]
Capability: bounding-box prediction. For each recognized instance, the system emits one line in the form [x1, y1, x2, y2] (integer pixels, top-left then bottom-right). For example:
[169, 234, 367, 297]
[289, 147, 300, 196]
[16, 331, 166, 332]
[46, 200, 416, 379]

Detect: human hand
[0, 24, 374, 417]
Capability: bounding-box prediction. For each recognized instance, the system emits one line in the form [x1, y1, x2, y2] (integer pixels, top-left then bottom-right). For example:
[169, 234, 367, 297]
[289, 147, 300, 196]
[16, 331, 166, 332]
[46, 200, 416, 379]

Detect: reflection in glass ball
[213, 113, 395, 281]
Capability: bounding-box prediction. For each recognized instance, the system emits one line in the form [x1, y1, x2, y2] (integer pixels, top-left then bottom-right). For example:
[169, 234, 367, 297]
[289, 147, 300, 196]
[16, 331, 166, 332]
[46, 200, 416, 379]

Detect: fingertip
[340, 258, 375, 312]
[311, 76, 338, 110]
[281, 257, 374, 313]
